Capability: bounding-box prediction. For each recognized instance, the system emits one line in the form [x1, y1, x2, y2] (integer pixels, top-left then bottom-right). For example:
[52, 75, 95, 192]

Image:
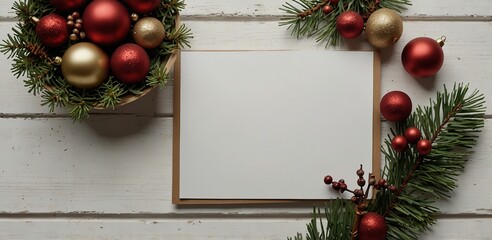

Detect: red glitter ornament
[50, 0, 88, 12]
[404, 127, 422, 144]
[380, 91, 412, 122]
[122, 0, 161, 14]
[416, 139, 432, 155]
[110, 43, 150, 84]
[358, 212, 387, 240]
[82, 0, 131, 46]
[391, 135, 408, 152]
[401, 37, 445, 78]
[336, 11, 364, 39]
[35, 13, 69, 48]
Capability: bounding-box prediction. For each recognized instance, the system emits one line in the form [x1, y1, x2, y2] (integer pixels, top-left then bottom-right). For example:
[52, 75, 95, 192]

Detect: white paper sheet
[179, 50, 375, 199]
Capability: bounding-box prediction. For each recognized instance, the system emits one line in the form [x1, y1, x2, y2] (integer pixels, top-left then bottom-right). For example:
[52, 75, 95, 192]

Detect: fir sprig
[1, 0, 192, 120]
[290, 84, 485, 239]
[279, 0, 411, 47]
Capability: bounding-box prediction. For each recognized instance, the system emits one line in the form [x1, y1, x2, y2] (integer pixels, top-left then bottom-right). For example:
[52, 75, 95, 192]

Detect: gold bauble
[61, 42, 109, 89]
[133, 17, 166, 49]
[365, 8, 403, 49]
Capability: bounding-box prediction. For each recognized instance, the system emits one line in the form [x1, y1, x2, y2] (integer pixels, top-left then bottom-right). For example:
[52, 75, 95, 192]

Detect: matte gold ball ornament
[365, 8, 403, 49]
[61, 42, 109, 89]
[133, 17, 166, 49]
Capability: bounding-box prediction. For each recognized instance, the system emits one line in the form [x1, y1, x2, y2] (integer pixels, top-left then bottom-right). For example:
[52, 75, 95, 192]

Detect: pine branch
[1, 0, 191, 120]
[370, 83, 486, 239]
[292, 84, 485, 240]
[288, 199, 355, 240]
[279, 0, 411, 47]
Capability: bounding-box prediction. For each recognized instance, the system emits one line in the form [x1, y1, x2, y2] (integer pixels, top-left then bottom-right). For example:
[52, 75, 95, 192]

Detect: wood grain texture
[1, 21, 491, 115]
[0, 218, 491, 240]
[0, 0, 491, 18]
[0, 117, 491, 215]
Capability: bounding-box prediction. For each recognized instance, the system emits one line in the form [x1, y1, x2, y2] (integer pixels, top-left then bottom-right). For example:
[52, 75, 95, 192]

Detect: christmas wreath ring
[1, 0, 191, 120]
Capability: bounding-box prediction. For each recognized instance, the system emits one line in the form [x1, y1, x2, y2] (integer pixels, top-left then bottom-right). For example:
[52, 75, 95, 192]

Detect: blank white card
[179, 50, 375, 200]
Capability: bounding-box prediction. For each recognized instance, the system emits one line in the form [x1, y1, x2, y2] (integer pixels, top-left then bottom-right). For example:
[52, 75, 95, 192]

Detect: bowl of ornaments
[2, 0, 191, 119]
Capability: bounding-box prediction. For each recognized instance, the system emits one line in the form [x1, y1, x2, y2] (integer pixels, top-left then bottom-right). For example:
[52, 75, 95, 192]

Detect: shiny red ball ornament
[404, 127, 422, 144]
[82, 0, 131, 46]
[380, 91, 412, 122]
[122, 0, 161, 14]
[50, 0, 88, 12]
[35, 13, 69, 48]
[401, 37, 445, 78]
[336, 11, 364, 39]
[110, 43, 151, 84]
[322, 5, 333, 14]
[416, 139, 432, 155]
[358, 212, 387, 240]
[391, 135, 408, 152]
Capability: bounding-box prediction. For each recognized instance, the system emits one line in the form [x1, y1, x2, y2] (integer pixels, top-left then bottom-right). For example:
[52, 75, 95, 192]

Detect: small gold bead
[131, 13, 139, 22]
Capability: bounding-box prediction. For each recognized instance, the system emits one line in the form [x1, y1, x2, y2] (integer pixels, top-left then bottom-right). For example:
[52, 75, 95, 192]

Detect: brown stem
[297, 0, 330, 18]
[383, 103, 464, 217]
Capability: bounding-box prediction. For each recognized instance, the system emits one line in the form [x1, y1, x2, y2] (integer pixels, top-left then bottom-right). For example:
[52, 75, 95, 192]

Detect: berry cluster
[66, 12, 85, 41]
[324, 165, 398, 205]
[391, 127, 432, 155]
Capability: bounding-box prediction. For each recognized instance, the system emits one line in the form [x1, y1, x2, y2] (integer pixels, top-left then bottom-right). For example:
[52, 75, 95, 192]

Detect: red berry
[356, 168, 365, 177]
[354, 189, 364, 197]
[357, 178, 366, 187]
[391, 135, 408, 152]
[388, 185, 397, 192]
[351, 196, 359, 203]
[322, 5, 333, 14]
[404, 127, 422, 144]
[378, 179, 386, 186]
[339, 182, 348, 192]
[417, 139, 432, 155]
[330, 0, 339, 5]
[332, 182, 340, 190]
[339, 179, 345, 183]
[324, 175, 333, 185]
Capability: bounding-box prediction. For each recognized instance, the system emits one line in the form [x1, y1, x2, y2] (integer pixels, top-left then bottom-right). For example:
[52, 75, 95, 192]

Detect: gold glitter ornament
[365, 8, 403, 49]
[132, 17, 166, 49]
[61, 42, 109, 89]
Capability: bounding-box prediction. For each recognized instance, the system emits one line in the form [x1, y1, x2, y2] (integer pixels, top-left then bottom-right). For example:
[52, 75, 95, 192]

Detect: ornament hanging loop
[437, 36, 446, 47]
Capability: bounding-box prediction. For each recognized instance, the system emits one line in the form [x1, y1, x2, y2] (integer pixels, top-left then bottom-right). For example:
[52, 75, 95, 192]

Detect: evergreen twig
[0, 0, 191, 120]
[279, 0, 411, 47]
[289, 84, 485, 239]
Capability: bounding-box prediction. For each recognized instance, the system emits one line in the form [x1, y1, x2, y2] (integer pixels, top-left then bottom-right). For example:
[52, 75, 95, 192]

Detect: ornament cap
[30, 16, 39, 24]
[437, 36, 446, 47]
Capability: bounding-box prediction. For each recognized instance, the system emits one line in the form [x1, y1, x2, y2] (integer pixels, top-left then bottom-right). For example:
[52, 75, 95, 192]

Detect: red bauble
[50, 0, 88, 12]
[322, 5, 334, 14]
[359, 212, 387, 240]
[380, 91, 412, 122]
[404, 127, 422, 144]
[416, 139, 432, 155]
[391, 135, 408, 152]
[123, 0, 161, 14]
[110, 43, 150, 84]
[336, 11, 364, 39]
[35, 13, 69, 48]
[82, 0, 131, 46]
[401, 37, 445, 78]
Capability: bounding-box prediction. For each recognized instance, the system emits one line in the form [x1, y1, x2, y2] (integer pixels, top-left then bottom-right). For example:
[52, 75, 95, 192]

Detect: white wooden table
[0, 1, 491, 239]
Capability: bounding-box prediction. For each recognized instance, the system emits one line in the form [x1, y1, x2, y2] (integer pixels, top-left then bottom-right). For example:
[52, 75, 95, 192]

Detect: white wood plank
[1, 21, 491, 115]
[0, 117, 491, 215]
[0, 0, 491, 18]
[0, 218, 490, 239]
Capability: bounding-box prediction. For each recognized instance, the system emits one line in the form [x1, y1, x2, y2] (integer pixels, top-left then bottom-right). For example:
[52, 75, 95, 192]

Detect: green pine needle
[279, 0, 411, 47]
[1, 0, 191, 120]
[290, 84, 485, 239]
